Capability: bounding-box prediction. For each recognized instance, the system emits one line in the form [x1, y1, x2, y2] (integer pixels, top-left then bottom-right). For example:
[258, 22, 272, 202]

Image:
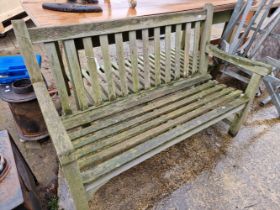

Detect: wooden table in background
[22, 0, 238, 27]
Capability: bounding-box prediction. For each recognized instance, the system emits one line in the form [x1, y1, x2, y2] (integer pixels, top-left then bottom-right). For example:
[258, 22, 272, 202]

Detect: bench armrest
[206, 44, 272, 76]
[33, 82, 75, 165]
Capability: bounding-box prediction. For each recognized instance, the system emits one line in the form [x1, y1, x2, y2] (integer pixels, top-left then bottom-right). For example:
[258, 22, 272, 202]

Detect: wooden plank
[70, 81, 216, 142]
[85, 102, 245, 195]
[154, 27, 161, 85]
[183, 23, 192, 77]
[12, 20, 43, 83]
[206, 44, 272, 76]
[165, 25, 172, 83]
[33, 82, 89, 210]
[83, 37, 103, 105]
[76, 85, 234, 166]
[28, 10, 207, 43]
[192, 21, 201, 74]
[142, 29, 151, 89]
[124, 60, 145, 89]
[199, 4, 214, 74]
[100, 35, 116, 100]
[64, 39, 88, 110]
[44, 42, 72, 115]
[115, 33, 129, 96]
[81, 94, 247, 183]
[129, 30, 140, 92]
[174, 24, 182, 79]
[63, 74, 212, 129]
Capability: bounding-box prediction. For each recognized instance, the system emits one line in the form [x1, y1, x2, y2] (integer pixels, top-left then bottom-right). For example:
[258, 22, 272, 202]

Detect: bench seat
[63, 74, 248, 195]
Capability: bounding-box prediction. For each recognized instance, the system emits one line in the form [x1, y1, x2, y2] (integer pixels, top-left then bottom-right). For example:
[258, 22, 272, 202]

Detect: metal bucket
[0, 79, 48, 141]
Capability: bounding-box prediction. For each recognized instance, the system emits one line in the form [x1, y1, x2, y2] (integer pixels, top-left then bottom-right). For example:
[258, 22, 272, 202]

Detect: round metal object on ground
[0, 79, 48, 141]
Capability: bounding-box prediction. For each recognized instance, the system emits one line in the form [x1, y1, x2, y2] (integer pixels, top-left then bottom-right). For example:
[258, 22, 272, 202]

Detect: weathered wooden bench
[13, 4, 271, 209]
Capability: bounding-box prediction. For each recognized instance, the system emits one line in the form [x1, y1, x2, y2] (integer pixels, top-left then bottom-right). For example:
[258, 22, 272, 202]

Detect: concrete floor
[1, 22, 280, 210]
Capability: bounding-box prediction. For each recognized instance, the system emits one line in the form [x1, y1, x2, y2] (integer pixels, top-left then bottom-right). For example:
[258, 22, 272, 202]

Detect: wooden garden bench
[13, 4, 271, 209]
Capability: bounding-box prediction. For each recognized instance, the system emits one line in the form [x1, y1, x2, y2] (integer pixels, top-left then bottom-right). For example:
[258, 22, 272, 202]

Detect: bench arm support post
[206, 43, 272, 136]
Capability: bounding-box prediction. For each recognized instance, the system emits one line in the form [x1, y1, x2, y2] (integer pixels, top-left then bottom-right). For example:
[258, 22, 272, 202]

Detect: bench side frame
[12, 20, 89, 210]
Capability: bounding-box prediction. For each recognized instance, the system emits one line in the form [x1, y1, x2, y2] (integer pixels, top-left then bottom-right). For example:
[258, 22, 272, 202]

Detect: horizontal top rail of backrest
[28, 9, 207, 44]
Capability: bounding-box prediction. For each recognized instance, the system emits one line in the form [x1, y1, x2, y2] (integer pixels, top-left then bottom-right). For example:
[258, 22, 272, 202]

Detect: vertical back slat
[192, 21, 201, 74]
[183, 23, 191, 77]
[129, 31, 139, 92]
[115, 33, 129, 96]
[64, 39, 88, 110]
[142, 29, 151, 89]
[100, 35, 116, 100]
[199, 4, 214, 74]
[83, 37, 103, 105]
[154, 27, 161, 85]
[174, 24, 182, 79]
[165, 25, 172, 83]
[45, 42, 72, 114]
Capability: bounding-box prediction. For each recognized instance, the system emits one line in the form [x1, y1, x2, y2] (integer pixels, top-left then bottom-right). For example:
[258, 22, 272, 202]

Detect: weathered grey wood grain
[63, 75, 211, 129]
[12, 20, 44, 83]
[142, 29, 151, 88]
[85, 102, 245, 196]
[175, 24, 182, 79]
[154, 27, 161, 85]
[33, 82, 89, 210]
[77, 86, 237, 168]
[13, 6, 264, 209]
[64, 39, 88, 110]
[206, 44, 272, 76]
[100, 35, 116, 100]
[199, 4, 214, 74]
[69, 81, 215, 141]
[165, 25, 172, 83]
[83, 37, 103, 105]
[44, 42, 72, 115]
[81, 95, 247, 184]
[192, 21, 201, 74]
[183, 23, 191, 77]
[29, 10, 207, 43]
[115, 33, 129, 96]
[129, 31, 140, 92]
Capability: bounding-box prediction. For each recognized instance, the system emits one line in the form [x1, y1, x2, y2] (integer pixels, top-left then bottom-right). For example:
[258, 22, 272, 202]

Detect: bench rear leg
[229, 73, 262, 136]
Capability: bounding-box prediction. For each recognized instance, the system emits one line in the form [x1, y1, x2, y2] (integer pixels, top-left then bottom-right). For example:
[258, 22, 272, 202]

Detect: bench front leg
[206, 44, 272, 136]
[228, 73, 262, 136]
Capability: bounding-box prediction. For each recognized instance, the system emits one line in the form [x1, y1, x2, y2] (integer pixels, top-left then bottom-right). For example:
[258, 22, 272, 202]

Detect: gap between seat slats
[74, 86, 242, 169]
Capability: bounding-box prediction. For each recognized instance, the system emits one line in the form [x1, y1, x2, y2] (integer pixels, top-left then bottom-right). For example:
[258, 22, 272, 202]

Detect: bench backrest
[13, 4, 213, 116]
